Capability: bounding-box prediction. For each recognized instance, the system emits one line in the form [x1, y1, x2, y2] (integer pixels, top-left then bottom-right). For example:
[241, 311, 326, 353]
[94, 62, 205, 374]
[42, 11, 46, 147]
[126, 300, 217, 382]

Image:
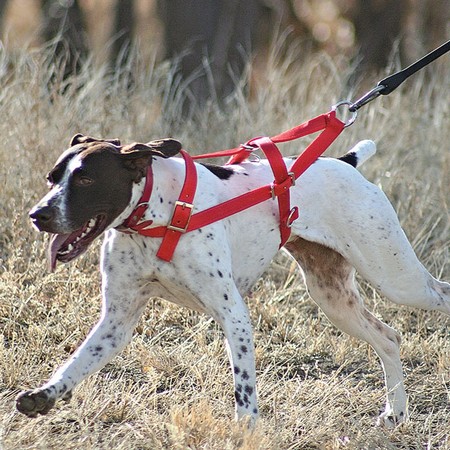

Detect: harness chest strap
[120, 110, 345, 261]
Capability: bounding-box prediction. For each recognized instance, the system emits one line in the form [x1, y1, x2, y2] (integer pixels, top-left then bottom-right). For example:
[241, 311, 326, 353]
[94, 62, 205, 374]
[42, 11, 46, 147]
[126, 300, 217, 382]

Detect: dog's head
[30, 134, 181, 270]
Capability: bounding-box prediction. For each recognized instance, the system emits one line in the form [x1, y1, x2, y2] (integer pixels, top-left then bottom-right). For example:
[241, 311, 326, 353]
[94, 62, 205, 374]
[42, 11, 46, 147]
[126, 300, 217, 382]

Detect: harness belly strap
[247, 136, 297, 248]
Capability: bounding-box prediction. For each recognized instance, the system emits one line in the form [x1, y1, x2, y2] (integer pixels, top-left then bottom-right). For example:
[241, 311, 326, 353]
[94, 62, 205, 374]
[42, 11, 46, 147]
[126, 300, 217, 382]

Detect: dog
[17, 133, 450, 427]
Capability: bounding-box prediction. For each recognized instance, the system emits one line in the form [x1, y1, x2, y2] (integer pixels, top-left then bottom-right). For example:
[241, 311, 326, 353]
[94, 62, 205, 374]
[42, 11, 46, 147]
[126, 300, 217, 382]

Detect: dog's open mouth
[48, 215, 107, 271]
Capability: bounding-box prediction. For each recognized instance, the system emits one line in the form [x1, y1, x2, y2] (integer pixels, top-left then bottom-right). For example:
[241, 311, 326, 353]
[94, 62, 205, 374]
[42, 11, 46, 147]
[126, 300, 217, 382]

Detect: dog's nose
[30, 205, 54, 226]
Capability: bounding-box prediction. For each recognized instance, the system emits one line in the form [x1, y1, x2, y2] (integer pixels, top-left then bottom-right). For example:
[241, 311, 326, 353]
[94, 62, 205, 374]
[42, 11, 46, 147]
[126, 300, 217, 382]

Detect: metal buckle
[167, 201, 194, 233]
[270, 172, 296, 199]
[288, 171, 295, 186]
[120, 201, 150, 230]
[135, 201, 150, 209]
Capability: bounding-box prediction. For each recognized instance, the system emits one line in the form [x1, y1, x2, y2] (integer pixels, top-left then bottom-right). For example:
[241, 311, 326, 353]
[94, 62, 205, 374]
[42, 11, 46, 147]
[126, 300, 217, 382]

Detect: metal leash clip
[348, 84, 386, 112]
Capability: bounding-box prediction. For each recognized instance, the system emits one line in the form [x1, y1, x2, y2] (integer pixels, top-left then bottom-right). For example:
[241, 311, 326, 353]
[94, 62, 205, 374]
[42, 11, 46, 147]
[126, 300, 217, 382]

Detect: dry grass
[0, 44, 449, 449]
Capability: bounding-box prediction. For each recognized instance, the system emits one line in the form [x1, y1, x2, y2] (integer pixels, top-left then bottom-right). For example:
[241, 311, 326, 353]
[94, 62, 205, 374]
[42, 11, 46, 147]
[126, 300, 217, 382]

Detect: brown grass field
[0, 45, 449, 449]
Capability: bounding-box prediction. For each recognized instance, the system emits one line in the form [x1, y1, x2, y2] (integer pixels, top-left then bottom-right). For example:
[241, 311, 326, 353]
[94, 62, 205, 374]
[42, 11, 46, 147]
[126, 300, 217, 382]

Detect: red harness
[119, 110, 345, 261]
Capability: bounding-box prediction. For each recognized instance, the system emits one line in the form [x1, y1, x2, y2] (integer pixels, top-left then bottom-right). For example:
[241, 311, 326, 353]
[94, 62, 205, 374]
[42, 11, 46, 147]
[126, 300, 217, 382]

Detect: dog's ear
[146, 138, 182, 158]
[120, 139, 182, 158]
[119, 139, 182, 182]
[120, 142, 157, 158]
[119, 142, 160, 182]
[70, 133, 121, 147]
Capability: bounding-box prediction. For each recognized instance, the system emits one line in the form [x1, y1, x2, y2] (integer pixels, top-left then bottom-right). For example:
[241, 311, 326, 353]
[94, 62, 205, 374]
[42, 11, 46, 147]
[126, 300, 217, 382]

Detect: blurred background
[0, 0, 449, 112]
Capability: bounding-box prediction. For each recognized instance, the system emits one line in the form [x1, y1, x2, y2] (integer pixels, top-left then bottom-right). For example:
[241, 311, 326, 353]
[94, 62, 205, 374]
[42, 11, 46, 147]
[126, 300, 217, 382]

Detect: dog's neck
[110, 156, 187, 231]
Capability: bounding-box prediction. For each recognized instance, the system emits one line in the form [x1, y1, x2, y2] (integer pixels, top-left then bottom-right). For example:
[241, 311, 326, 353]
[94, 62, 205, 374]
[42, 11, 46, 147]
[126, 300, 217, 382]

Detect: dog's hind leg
[285, 237, 407, 427]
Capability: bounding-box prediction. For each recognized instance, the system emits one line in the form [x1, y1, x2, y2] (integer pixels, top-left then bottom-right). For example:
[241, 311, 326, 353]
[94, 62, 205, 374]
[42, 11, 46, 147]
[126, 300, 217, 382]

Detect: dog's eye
[75, 176, 94, 186]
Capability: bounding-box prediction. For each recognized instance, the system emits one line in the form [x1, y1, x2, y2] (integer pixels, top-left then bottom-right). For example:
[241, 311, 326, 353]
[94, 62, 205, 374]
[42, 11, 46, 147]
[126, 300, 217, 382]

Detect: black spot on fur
[235, 390, 244, 407]
[338, 151, 358, 167]
[241, 370, 249, 380]
[201, 163, 234, 180]
[244, 385, 254, 395]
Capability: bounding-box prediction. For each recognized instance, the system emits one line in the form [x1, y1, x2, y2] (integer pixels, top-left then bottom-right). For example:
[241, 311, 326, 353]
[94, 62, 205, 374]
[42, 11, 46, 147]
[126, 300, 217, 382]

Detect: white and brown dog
[17, 134, 449, 427]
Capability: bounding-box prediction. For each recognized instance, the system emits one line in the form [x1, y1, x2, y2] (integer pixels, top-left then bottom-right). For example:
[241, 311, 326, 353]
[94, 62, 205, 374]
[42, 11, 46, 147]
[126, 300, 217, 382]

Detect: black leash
[348, 39, 450, 112]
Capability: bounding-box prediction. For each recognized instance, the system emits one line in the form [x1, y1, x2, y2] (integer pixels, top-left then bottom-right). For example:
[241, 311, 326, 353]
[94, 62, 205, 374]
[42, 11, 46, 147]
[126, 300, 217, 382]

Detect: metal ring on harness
[241, 137, 264, 162]
[286, 206, 299, 228]
[332, 101, 358, 128]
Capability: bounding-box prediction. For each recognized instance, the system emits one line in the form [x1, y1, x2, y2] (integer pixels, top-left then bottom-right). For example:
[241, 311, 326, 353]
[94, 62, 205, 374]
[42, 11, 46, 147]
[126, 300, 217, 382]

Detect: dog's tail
[338, 140, 376, 168]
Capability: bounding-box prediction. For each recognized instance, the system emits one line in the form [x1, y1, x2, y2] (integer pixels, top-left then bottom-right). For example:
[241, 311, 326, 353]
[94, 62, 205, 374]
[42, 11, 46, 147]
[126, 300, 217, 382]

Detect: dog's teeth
[88, 219, 96, 228]
[67, 244, 74, 251]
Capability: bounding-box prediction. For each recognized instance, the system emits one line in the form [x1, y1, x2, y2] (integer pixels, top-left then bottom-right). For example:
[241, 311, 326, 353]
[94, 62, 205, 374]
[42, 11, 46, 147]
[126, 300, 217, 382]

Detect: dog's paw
[376, 410, 407, 428]
[62, 390, 72, 403]
[16, 389, 56, 418]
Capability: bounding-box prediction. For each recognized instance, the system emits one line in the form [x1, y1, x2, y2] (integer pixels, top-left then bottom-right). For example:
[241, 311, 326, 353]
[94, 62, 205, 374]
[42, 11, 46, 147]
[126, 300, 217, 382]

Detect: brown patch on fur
[285, 237, 402, 353]
[285, 238, 351, 305]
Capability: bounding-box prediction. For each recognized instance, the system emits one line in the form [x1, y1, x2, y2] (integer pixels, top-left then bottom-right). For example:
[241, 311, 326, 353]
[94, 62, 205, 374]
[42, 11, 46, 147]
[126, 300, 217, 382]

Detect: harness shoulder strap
[155, 150, 197, 261]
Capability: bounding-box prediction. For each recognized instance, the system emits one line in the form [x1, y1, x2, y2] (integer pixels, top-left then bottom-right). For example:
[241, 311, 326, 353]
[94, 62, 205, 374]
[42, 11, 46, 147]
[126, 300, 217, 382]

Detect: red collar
[118, 164, 155, 232]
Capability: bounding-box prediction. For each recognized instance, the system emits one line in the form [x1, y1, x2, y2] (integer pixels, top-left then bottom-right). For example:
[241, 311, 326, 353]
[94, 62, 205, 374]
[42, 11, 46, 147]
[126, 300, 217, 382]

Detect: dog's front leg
[16, 268, 148, 418]
[213, 286, 259, 424]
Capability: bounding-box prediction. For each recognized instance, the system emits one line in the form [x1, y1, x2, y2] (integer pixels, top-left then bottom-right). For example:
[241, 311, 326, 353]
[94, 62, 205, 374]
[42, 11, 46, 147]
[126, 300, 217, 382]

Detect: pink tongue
[48, 233, 71, 272]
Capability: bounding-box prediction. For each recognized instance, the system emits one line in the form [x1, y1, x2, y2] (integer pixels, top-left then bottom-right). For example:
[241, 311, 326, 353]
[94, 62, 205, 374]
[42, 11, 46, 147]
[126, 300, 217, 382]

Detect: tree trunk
[157, 0, 264, 114]
[349, 0, 407, 72]
[110, 0, 135, 68]
[41, 0, 89, 79]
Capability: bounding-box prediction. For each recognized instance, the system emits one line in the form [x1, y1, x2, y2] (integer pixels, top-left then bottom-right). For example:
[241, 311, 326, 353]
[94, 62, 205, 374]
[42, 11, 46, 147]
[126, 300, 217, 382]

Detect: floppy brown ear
[120, 142, 155, 157]
[119, 143, 157, 182]
[146, 138, 182, 158]
[70, 133, 121, 147]
[119, 140, 181, 182]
